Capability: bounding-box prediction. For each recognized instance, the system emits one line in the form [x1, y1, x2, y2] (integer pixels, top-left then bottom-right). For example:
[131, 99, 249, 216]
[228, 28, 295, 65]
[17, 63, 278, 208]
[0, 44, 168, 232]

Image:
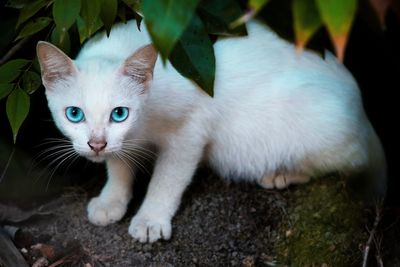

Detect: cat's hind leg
[258, 173, 310, 189]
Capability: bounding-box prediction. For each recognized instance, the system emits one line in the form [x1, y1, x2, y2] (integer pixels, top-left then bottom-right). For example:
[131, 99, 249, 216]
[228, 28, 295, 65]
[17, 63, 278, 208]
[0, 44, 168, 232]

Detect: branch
[362, 201, 383, 267]
[0, 37, 31, 66]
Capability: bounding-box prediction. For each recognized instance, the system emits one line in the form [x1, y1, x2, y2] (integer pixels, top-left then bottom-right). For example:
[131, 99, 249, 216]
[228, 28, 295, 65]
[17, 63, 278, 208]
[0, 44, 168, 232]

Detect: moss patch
[275, 175, 367, 266]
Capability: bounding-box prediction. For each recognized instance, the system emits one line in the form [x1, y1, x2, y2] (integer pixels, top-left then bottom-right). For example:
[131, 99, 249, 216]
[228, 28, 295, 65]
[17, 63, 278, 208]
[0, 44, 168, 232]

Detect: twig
[362, 201, 383, 267]
[0, 37, 30, 66]
[373, 233, 384, 267]
[0, 147, 15, 184]
[375, 253, 384, 267]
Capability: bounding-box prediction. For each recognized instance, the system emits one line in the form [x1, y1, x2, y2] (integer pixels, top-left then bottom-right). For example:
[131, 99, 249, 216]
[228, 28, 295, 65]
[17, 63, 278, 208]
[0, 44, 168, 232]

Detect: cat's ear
[36, 41, 77, 89]
[121, 44, 158, 89]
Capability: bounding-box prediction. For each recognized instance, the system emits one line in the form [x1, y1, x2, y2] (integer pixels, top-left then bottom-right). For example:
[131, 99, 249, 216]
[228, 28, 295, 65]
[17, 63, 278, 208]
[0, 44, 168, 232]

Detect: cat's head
[36, 42, 157, 162]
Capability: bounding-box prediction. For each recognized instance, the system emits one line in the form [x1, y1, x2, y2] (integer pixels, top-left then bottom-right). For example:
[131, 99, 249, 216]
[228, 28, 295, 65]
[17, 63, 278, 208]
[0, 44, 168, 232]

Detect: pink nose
[87, 139, 107, 153]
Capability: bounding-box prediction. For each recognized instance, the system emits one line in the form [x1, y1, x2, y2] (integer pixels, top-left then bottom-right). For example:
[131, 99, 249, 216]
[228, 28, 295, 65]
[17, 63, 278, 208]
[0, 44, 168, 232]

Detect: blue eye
[65, 106, 85, 123]
[110, 107, 129, 122]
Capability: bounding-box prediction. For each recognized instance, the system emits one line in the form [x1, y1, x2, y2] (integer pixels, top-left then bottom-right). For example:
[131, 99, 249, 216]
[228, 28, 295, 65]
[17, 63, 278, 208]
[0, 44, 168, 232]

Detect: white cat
[36, 20, 386, 243]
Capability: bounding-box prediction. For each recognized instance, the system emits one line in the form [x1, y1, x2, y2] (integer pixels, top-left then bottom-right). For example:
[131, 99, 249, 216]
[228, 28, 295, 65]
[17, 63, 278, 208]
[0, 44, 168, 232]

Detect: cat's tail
[324, 50, 387, 199]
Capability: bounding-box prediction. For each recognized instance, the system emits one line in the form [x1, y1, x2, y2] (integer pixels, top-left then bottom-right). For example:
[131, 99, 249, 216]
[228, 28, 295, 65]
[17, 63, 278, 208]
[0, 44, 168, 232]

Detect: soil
[17, 170, 286, 267]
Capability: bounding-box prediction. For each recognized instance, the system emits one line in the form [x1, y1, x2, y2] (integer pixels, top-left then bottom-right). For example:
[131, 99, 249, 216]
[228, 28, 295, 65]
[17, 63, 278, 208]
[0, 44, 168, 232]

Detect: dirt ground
[18, 170, 286, 266]
[1, 160, 399, 267]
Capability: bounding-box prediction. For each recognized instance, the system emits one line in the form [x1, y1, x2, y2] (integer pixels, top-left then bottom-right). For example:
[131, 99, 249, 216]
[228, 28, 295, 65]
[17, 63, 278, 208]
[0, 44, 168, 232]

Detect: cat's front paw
[128, 213, 172, 243]
[87, 197, 127, 226]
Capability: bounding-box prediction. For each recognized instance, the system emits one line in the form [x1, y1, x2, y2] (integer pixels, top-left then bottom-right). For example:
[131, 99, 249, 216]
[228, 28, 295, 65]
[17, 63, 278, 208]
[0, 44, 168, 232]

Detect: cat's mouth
[80, 151, 108, 163]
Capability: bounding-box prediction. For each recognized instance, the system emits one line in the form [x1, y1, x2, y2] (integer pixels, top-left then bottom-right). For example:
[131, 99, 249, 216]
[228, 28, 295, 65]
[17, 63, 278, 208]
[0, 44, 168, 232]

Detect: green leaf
[22, 71, 41, 94]
[198, 0, 247, 36]
[76, 16, 88, 43]
[250, 0, 270, 10]
[100, 0, 118, 36]
[76, 16, 103, 44]
[293, 0, 322, 50]
[16, 0, 47, 27]
[81, 0, 103, 37]
[141, 0, 200, 61]
[315, 0, 357, 61]
[6, 87, 30, 143]
[16, 17, 52, 40]
[170, 15, 215, 96]
[231, 0, 270, 28]
[53, 0, 81, 42]
[51, 26, 71, 53]
[0, 84, 14, 100]
[0, 59, 30, 83]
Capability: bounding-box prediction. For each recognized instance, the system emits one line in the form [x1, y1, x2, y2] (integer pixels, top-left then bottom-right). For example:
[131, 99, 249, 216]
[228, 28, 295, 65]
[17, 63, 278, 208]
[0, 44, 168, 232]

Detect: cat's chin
[86, 155, 106, 163]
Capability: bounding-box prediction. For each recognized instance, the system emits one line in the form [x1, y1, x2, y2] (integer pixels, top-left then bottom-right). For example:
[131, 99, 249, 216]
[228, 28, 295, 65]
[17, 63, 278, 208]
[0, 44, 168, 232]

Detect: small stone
[285, 229, 293, 237]
[242, 256, 255, 267]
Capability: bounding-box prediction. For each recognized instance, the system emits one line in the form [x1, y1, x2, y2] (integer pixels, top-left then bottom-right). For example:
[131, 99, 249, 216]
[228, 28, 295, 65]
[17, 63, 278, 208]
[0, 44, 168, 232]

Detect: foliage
[0, 0, 395, 143]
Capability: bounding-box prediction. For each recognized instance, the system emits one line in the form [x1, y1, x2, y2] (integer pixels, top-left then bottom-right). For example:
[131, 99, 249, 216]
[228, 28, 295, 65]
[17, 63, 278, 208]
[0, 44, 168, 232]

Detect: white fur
[39, 20, 386, 243]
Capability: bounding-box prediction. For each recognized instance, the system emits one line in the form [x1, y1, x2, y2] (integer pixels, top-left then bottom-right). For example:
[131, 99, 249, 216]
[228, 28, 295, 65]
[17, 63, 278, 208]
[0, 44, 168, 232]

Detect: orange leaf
[369, 0, 391, 28]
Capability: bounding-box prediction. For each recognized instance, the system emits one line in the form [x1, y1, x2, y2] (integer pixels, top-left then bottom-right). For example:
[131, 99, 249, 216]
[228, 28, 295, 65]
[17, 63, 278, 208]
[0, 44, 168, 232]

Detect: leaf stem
[0, 37, 31, 66]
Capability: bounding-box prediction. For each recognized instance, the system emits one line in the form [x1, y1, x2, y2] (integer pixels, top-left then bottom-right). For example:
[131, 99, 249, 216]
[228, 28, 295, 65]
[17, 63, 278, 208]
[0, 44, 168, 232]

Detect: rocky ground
[1, 163, 399, 267]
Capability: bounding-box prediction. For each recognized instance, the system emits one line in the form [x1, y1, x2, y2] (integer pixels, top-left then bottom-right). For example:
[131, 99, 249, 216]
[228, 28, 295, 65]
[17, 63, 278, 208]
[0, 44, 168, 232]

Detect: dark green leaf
[51, 26, 71, 53]
[100, 0, 118, 36]
[16, 17, 52, 40]
[32, 58, 41, 73]
[16, 0, 47, 27]
[81, 0, 103, 37]
[0, 59, 30, 83]
[134, 13, 142, 30]
[141, 0, 200, 61]
[293, 0, 322, 49]
[76, 16, 88, 43]
[76, 15, 103, 44]
[315, 0, 357, 61]
[117, 4, 127, 23]
[121, 0, 140, 11]
[170, 15, 215, 96]
[22, 71, 41, 94]
[6, 87, 30, 143]
[6, 0, 32, 9]
[53, 0, 81, 42]
[198, 0, 247, 36]
[0, 17, 18, 57]
[0, 84, 14, 100]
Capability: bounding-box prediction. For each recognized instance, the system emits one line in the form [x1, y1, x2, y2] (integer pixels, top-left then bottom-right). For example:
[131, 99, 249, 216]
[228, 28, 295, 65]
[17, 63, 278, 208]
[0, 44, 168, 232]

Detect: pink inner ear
[123, 60, 151, 84]
[37, 42, 77, 86]
[121, 44, 158, 85]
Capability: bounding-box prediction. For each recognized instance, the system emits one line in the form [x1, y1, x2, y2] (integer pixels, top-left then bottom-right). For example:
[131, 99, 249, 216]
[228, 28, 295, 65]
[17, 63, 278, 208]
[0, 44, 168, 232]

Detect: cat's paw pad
[87, 197, 127, 226]
[128, 214, 172, 243]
